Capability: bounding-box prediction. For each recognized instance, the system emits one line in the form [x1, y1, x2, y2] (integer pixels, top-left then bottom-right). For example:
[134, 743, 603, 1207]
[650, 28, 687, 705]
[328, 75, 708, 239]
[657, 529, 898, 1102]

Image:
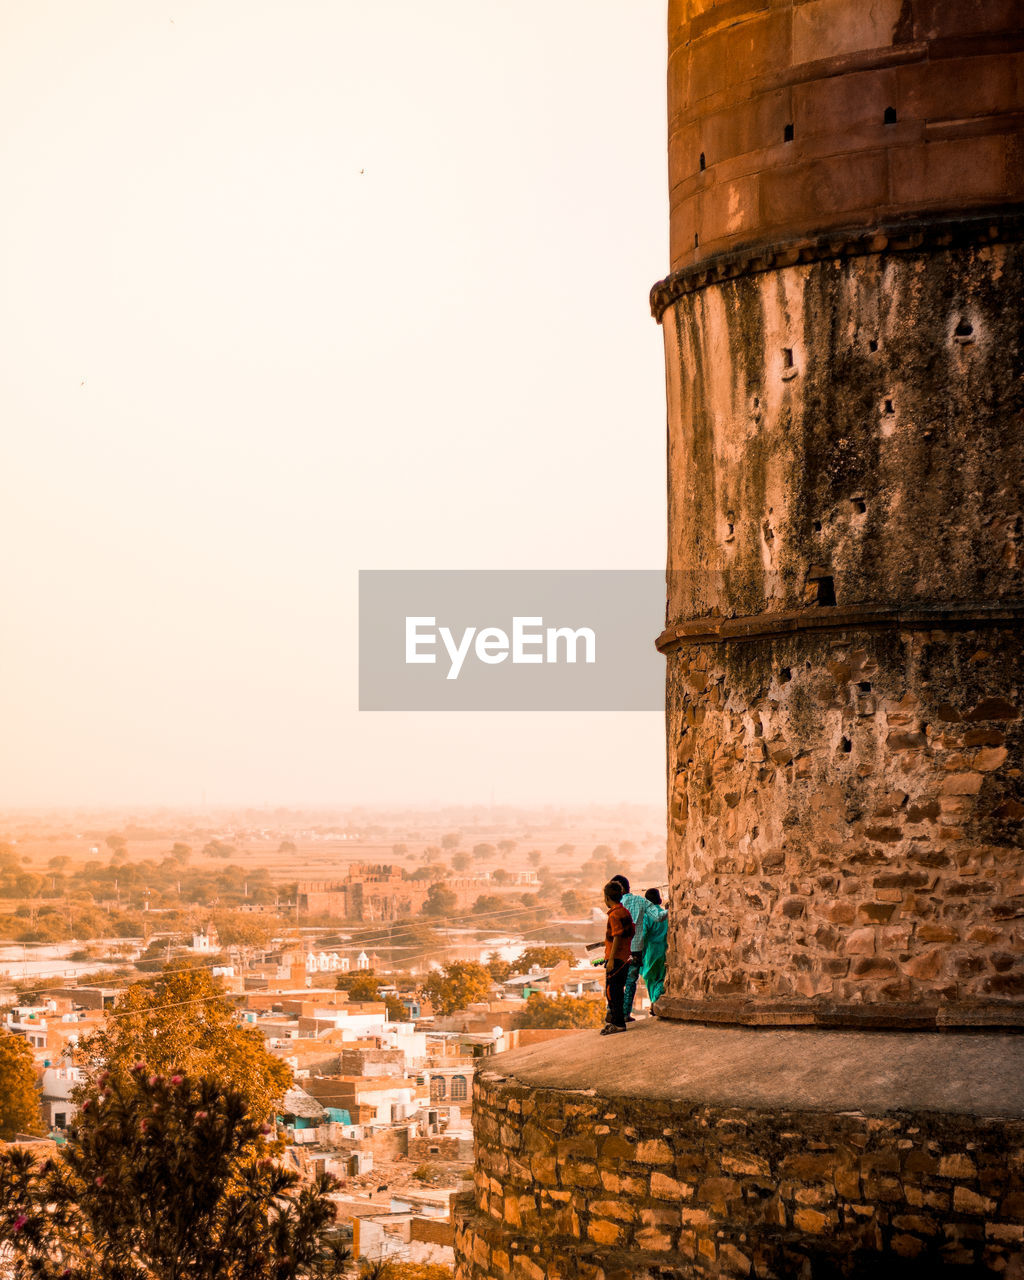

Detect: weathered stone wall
[660, 239, 1024, 618]
[656, 236, 1023, 1023]
[662, 627, 1023, 1018]
[455, 1064, 1024, 1279]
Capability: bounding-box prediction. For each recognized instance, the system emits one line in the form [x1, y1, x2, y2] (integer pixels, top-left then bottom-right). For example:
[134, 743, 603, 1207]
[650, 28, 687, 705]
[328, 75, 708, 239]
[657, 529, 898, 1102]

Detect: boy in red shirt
[601, 880, 636, 1035]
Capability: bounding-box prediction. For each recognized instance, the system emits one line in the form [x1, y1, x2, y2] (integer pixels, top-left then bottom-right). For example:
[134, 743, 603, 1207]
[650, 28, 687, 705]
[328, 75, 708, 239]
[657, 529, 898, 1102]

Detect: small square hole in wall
[884, 106, 898, 124]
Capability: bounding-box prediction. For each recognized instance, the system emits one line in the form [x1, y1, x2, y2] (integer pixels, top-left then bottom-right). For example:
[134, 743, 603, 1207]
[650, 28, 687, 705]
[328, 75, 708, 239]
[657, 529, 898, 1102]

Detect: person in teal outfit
[640, 886, 668, 1007]
[610, 873, 660, 1021]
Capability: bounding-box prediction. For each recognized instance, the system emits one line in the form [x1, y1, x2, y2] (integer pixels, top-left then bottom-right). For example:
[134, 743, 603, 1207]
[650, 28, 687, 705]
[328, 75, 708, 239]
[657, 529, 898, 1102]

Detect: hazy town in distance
[0, 804, 666, 1273]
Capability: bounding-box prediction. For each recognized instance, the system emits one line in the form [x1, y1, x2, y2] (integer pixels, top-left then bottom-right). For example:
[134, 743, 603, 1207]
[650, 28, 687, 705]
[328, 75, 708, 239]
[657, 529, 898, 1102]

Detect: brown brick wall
[666, 0, 1024, 271]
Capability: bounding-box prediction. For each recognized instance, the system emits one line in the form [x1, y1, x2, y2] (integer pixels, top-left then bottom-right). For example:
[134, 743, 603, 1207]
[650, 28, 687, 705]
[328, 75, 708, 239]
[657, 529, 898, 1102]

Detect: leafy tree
[203, 840, 236, 859]
[472, 843, 495, 862]
[485, 955, 511, 982]
[440, 832, 461, 850]
[490, 868, 510, 886]
[513, 993, 605, 1029]
[421, 883, 456, 917]
[0, 1032, 43, 1139]
[496, 840, 516, 856]
[409, 864, 447, 883]
[391, 844, 408, 858]
[213, 914, 276, 950]
[386, 920, 441, 952]
[0, 1068, 350, 1279]
[77, 968, 290, 1123]
[471, 895, 503, 917]
[527, 850, 541, 867]
[335, 969, 377, 992]
[555, 843, 575, 858]
[277, 840, 297, 854]
[339, 974, 383, 1003]
[560, 889, 587, 915]
[450, 851, 470, 872]
[384, 995, 407, 1022]
[511, 946, 576, 974]
[421, 962, 491, 1015]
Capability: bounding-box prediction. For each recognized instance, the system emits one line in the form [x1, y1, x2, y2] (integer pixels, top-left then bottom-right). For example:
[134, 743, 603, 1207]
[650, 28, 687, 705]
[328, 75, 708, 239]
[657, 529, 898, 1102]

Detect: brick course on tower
[455, 3, 1024, 1275]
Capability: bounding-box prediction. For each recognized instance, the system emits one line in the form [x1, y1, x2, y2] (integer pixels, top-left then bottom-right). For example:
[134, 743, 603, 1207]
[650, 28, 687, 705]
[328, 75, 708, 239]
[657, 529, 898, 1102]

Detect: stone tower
[455, 4, 1024, 1277]
[653, 0, 1024, 1028]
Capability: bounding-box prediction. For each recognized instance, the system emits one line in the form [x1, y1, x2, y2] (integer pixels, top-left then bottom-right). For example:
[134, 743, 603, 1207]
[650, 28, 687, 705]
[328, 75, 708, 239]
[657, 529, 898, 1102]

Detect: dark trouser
[605, 957, 629, 1029]
[623, 950, 644, 1017]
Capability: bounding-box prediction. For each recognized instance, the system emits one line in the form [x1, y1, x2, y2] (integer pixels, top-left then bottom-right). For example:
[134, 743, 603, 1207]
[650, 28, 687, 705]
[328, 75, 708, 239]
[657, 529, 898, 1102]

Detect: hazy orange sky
[0, 1, 668, 808]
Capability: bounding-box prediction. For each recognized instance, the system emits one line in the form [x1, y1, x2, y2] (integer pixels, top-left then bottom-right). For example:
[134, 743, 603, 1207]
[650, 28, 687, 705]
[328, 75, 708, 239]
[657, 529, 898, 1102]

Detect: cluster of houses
[1, 940, 625, 1269]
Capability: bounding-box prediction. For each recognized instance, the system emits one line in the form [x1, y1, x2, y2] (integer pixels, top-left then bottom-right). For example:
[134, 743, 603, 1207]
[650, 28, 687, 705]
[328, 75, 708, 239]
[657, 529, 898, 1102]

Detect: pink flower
[171, 1075, 183, 1086]
[94, 1176, 104, 1188]
[12, 1213, 27, 1233]
[195, 1111, 208, 1120]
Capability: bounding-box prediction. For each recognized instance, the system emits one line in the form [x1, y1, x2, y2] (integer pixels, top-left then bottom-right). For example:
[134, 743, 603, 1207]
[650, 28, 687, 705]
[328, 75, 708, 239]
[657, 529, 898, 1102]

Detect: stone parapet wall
[455, 1060, 1024, 1279]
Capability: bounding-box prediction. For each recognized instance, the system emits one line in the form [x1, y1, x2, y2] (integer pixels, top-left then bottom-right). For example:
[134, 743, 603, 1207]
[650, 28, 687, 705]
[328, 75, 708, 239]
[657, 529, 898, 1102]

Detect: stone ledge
[653, 997, 1024, 1031]
[654, 602, 1024, 653]
[479, 1019, 1024, 1118]
[649, 208, 1024, 321]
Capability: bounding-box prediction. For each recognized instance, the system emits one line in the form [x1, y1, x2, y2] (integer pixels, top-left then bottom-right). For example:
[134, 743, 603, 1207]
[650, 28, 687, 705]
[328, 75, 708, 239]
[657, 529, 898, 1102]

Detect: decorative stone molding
[650, 209, 1024, 322]
[656, 601, 1024, 654]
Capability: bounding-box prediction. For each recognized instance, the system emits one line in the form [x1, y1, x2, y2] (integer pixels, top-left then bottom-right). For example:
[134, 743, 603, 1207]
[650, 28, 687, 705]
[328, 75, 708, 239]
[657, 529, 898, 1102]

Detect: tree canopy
[421, 962, 491, 1016]
[513, 993, 605, 1029]
[0, 1068, 349, 1279]
[77, 968, 290, 1123]
[420, 883, 456, 917]
[510, 946, 577, 974]
[0, 1032, 43, 1140]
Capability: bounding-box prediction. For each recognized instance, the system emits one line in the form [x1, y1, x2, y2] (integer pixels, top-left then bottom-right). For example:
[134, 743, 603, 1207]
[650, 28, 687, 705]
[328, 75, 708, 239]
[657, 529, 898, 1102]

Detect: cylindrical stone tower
[454, 7, 1024, 1278]
[654, 0, 1024, 1026]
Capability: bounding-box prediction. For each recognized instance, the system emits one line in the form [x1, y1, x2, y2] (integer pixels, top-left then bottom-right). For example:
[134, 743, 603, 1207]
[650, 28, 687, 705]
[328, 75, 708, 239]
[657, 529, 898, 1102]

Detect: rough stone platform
[453, 1020, 1024, 1279]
